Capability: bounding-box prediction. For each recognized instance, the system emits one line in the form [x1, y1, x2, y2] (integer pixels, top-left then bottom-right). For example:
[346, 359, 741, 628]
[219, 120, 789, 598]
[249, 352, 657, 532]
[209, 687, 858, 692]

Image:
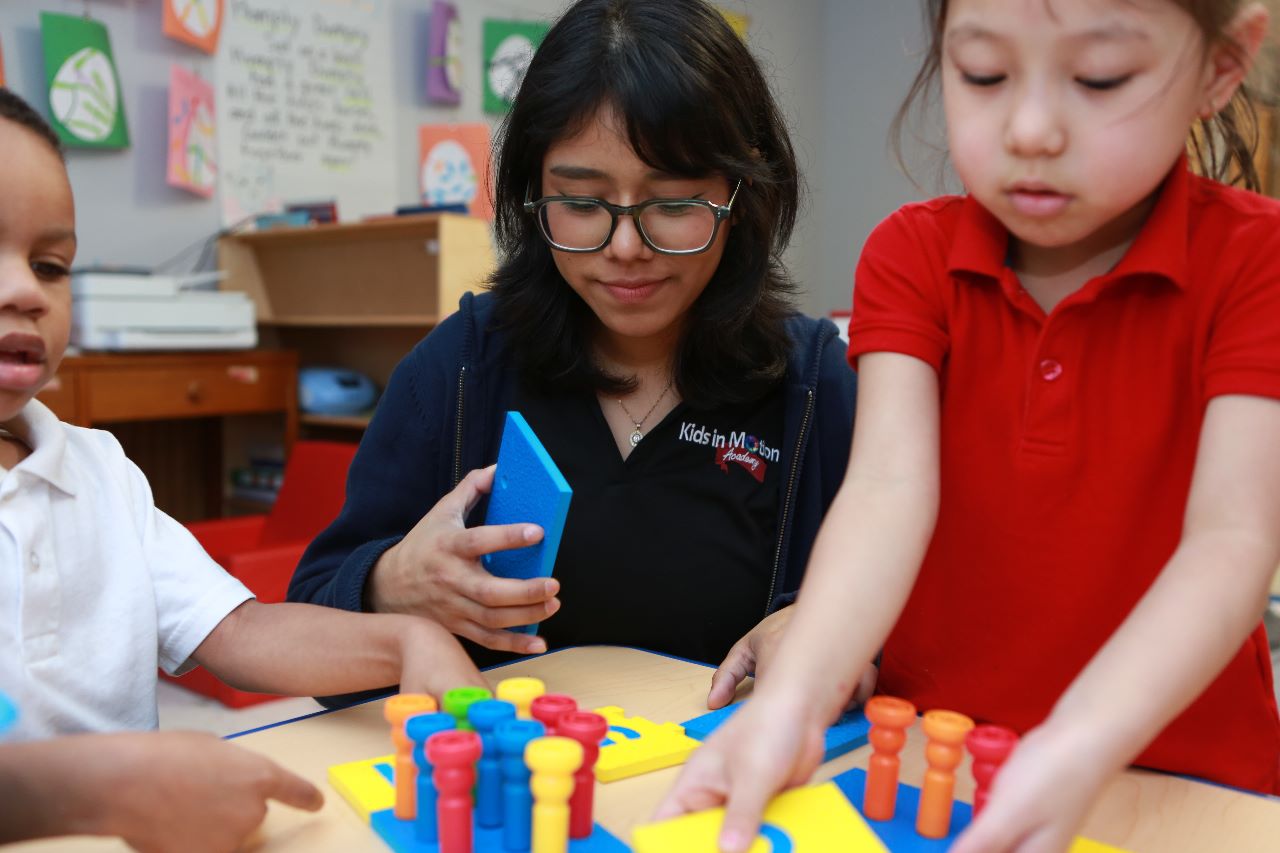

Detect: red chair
[164, 440, 359, 707]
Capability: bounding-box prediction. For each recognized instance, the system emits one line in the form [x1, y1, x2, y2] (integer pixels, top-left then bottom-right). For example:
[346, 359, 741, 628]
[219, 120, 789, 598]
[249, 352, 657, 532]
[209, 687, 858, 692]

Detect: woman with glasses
[288, 0, 859, 704]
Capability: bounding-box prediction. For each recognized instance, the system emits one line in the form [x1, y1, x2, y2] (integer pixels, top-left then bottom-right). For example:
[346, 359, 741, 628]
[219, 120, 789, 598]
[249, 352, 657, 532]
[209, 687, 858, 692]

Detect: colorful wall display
[163, 0, 224, 54]
[418, 123, 491, 220]
[427, 1, 462, 105]
[0, 37, 7, 87]
[167, 65, 217, 197]
[40, 12, 130, 149]
[482, 19, 549, 114]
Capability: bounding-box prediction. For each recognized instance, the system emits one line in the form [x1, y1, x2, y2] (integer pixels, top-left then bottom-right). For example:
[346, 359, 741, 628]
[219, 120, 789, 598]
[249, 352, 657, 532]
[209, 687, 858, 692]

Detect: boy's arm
[658, 351, 942, 852]
[0, 731, 321, 851]
[192, 601, 486, 699]
[953, 393, 1280, 853]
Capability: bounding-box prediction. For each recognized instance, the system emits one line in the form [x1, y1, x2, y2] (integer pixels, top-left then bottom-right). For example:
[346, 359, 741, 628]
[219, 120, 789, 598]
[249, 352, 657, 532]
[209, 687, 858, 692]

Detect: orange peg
[862, 696, 917, 821]
[385, 693, 439, 820]
[916, 709, 975, 839]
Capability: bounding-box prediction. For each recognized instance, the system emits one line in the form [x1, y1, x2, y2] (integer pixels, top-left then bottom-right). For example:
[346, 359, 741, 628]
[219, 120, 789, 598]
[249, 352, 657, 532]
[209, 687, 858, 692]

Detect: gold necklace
[618, 376, 675, 447]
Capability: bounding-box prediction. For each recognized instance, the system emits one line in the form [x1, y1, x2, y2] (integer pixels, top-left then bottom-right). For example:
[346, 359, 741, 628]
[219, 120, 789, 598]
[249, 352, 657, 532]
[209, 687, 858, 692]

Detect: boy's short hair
[0, 88, 65, 161]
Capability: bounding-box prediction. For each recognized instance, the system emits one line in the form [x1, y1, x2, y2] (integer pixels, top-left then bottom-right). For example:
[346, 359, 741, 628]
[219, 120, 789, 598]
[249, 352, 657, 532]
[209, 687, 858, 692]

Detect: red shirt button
[1039, 359, 1063, 381]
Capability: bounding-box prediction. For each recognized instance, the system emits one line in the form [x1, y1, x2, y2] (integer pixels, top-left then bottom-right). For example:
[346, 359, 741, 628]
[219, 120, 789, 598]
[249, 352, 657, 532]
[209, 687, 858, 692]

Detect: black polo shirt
[515, 382, 785, 664]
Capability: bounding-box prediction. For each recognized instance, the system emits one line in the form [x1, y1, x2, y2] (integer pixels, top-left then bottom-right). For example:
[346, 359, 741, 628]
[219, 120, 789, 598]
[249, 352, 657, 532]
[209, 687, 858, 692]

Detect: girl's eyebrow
[36, 227, 77, 246]
[946, 21, 1150, 47]
[548, 165, 609, 180]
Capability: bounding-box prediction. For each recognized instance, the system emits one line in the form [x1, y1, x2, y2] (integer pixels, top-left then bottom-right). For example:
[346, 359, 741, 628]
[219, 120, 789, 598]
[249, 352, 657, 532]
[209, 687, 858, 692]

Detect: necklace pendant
[629, 429, 643, 447]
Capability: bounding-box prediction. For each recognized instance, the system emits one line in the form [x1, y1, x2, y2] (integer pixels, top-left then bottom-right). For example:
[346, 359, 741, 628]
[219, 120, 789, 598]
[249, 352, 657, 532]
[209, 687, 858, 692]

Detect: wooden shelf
[266, 315, 438, 328]
[300, 413, 372, 429]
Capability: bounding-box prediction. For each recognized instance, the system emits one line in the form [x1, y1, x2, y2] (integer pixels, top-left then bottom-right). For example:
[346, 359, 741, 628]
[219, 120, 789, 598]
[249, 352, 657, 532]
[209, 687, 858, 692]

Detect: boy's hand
[949, 722, 1113, 853]
[654, 692, 826, 852]
[708, 608, 878, 711]
[397, 615, 489, 696]
[81, 731, 321, 853]
[369, 465, 560, 655]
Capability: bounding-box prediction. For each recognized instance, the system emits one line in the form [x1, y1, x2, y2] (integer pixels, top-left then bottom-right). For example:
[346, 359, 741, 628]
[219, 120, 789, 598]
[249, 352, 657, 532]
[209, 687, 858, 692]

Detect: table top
[14, 645, 1280, 852]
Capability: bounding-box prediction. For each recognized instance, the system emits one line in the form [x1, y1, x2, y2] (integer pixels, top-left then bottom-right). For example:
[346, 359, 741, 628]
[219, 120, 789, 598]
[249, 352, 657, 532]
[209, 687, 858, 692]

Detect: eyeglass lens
[540, 200, 717, 252]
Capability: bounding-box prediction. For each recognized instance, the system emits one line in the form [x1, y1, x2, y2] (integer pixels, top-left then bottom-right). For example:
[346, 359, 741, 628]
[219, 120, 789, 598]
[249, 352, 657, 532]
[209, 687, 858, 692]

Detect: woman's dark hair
[891, 0, 1262, 191]
[488, 0, 801, 405]
[0, 88, 65, 161]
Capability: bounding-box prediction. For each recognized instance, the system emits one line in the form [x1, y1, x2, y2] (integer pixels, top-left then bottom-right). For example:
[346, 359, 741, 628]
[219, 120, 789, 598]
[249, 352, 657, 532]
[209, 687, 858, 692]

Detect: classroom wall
[0, 0, 929, 315]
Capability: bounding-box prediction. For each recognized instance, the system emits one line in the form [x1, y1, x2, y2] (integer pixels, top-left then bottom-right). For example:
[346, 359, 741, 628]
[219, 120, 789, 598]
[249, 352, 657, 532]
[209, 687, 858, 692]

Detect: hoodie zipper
[452, 364, 467, 487]
[765, 386, 814, 616]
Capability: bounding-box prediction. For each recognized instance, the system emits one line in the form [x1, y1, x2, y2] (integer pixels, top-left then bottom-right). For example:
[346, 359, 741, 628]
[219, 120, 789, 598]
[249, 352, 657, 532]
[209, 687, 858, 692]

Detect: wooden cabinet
[218, 213, 494, 435]
[37, 351, 298, 521]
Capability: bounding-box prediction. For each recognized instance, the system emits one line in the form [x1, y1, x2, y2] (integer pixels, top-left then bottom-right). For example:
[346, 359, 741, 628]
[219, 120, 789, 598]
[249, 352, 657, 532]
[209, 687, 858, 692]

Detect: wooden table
[15, 646, 1280, 851]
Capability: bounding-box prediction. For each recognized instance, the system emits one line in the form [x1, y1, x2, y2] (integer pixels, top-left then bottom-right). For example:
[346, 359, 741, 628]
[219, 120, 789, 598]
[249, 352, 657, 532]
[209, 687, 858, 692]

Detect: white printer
[70, 271, 257, 351]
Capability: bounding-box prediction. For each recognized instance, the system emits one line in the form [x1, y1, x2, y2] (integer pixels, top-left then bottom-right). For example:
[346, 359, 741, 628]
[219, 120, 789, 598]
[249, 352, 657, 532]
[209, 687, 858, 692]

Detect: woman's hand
[654, 690, 827, 852]
[949, 721, 1115, 853]
[708, 607, 877, 711]
[367, 466, 560, 654]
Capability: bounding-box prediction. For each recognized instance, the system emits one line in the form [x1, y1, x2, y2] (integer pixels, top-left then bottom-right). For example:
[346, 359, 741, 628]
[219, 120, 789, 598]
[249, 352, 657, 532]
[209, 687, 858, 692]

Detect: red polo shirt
[848, 159, 1280, 793]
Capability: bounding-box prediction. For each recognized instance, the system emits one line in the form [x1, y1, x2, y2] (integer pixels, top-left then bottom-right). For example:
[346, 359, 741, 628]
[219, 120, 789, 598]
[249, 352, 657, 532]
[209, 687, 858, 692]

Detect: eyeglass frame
[522, 179, 742, 255]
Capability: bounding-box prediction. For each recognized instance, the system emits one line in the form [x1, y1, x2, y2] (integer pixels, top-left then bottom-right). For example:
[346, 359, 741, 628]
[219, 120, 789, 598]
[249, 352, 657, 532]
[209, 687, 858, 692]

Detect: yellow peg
[497, 676, 547, 719]
[384, 693, 438, 820]
[526, 735, 584, 853]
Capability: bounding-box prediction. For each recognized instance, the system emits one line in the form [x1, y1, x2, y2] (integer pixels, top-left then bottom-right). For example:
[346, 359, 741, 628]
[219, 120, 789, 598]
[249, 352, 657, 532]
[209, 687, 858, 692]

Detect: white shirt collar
[1, 399, 78, 497]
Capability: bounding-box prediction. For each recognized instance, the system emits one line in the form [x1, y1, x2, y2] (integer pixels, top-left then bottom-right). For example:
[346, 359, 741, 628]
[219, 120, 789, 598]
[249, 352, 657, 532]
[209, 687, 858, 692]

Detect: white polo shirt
[0, 400, 253, 738]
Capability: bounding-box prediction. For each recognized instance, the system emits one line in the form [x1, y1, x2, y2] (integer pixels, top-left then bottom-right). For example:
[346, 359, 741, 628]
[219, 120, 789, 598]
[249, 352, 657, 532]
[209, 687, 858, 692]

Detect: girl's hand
[708, 608, 878, 711]
[368, 466, 560, 654]
[950, 722, 1114, 853]
[654, 692, 827, 853]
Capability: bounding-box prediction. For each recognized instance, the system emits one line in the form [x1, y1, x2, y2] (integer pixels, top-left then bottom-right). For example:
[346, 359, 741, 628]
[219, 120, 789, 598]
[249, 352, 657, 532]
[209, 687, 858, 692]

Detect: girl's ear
[1199, 2, 1270, 118]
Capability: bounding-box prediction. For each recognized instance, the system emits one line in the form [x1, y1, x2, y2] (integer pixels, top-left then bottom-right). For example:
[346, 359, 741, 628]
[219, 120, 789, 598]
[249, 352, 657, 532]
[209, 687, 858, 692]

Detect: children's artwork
[167, 65, 217, 197]
[419, 123, 491, 220]
[482, 19, 549, 114]
[0, 36, 7, 87]
[716, 7, 750, 39]
[40, 12, 130, 149]
[163, 0, 224, 54]
[427, 1, 462, 105]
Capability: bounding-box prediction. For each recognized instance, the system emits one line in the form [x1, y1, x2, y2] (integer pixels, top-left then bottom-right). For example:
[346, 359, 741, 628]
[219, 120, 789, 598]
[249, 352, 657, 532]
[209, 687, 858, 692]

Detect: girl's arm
[656, 351, 943, 852]
[954, 393, 1280, 853]
[192, 600, 487, 700]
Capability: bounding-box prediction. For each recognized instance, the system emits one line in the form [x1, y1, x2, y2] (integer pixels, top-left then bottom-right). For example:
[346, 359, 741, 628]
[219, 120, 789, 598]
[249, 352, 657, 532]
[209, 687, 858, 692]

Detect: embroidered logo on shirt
[716, 445, 767, 482]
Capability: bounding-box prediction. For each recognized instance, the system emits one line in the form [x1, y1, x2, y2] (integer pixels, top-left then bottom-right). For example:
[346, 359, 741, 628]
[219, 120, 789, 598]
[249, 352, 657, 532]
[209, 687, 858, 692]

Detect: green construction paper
[482, 19, 549, 115]
[40, 12, 130, 149]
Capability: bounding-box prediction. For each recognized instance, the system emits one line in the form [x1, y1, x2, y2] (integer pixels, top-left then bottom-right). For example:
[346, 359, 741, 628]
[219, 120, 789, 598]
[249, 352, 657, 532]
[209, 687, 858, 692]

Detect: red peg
[530, 693, 578, 736]
[426, 729, 482, 853]
[966, 724, 1018, 817]
[862, 696, 916, 821]
[558, 710, 609, 839]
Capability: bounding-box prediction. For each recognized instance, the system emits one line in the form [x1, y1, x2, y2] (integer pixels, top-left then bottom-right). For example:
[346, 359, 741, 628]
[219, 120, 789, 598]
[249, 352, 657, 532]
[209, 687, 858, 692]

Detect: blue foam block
[481, 412, 573, 634]
[831, 767, 973, 851]
[369, 761, 628, 852]
[681, 703, 871, 763]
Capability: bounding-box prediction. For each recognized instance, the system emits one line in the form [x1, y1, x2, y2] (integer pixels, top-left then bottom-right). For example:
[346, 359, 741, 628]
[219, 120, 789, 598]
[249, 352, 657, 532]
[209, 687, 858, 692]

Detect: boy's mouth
[0, 333, 48, 394]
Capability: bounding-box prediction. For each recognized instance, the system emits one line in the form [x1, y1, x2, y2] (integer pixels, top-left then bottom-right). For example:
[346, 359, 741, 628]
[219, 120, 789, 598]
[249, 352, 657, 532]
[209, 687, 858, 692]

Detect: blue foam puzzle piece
[369, 760, 628, 852]
[681, 703, 871, 763]
[831, 767, 973, 852]
[369, 804, 629, 853]
[481, 412, 573, 634]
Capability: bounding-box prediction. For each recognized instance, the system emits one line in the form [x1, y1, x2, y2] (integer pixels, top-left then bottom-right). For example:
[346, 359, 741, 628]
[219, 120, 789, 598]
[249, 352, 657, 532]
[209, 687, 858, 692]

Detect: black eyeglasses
[524, 180, 742, 255]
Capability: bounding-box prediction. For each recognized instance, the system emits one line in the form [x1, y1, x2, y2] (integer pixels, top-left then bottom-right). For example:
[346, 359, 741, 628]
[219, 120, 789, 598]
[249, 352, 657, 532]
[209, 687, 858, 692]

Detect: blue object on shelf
[299, 367, 378, 415]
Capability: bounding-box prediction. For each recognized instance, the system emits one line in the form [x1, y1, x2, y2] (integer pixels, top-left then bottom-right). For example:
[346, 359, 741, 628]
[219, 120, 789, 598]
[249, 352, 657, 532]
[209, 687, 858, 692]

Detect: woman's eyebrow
[548, 164, 609, 180]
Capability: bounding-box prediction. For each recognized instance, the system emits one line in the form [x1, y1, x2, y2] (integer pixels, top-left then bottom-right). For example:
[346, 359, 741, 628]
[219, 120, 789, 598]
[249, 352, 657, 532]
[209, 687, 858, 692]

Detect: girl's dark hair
[892, 0, 1262, 191]
[488, 0, 800, 405]
[0, 88, 65, 161]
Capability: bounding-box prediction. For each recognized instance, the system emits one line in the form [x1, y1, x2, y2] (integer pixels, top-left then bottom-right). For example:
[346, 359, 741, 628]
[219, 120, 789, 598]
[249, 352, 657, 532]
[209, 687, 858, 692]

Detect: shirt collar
[2, 399, 78, 496]
[947, 154, 1191, 291]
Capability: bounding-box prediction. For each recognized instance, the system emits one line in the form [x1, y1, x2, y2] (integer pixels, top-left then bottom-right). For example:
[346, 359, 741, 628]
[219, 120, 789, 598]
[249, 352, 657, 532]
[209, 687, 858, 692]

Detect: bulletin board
[214, 0, 397, 225]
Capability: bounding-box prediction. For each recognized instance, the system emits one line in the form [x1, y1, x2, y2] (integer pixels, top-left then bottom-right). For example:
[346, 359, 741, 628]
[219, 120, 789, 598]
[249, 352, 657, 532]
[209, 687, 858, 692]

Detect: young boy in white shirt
[0, 88, 509, 851]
